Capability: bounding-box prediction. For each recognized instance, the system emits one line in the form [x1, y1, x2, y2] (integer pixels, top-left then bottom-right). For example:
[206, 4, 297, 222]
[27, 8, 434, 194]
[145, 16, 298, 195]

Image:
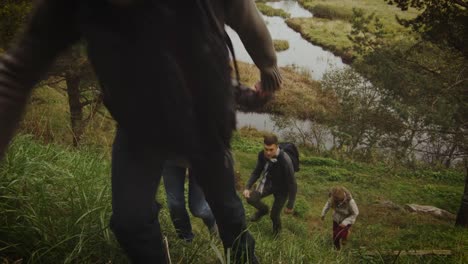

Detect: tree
[321, 68, 400, 160]
[0, 1, 102, 146]
[347, 8, 386, 56]
[48, 47, 103, 146]
[385, 0, 468, 227]
[385, 0, 468, 58]
[345, 0, 468, 226]
[0, 0, 31, 50]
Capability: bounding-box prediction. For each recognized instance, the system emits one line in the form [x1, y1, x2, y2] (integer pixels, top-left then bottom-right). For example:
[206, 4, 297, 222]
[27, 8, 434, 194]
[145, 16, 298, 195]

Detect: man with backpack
[0, 0, 281, 263]
[243, 134, 298, 236]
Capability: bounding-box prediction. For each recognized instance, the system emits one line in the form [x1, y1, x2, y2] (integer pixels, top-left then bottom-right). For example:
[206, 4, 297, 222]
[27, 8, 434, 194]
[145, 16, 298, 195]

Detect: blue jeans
[162, 162, 216, 241]
[109, 128, 257, 263]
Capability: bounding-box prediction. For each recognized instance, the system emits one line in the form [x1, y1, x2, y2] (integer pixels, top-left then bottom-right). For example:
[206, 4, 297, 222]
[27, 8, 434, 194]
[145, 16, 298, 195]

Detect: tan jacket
[321, 195, 359, 226]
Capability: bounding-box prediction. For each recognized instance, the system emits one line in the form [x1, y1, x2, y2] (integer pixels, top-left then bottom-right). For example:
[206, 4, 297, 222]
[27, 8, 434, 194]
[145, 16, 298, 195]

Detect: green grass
[310, 4, 354, 22]
[21, 85, 116, 149]
[0, 135, 122, 263]
[285, 0, 420, 63]
[286, 17, 355, 63]
[256, 2, 291, 19]
[273, 39, 290, 52]
[0, 132, 467, 263]
[298, 0, 418, 26]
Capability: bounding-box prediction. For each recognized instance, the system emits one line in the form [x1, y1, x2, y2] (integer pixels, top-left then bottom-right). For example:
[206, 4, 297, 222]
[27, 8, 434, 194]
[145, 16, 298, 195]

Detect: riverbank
[256, 2, 291, 18]
[282, 0, 419, 63]
[285, 17, 354, 63]
[237, 61, 334, 120]
[273, 39, 289, 51]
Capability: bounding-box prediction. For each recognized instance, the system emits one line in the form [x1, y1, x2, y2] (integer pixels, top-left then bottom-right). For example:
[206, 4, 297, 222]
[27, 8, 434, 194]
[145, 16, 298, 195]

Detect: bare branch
[81, 95, 103, 108]
[41, 78, 66, 87]
[413, 147, 466, 157]
[453, 0, 468, 9]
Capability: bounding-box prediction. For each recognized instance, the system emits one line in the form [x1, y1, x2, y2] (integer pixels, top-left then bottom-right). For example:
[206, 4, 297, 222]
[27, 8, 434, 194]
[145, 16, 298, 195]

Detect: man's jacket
[246, 149, 297, 209]
[0, 0, 280, 158]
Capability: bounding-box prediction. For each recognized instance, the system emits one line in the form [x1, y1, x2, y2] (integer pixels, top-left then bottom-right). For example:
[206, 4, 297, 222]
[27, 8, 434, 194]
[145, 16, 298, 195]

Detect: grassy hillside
[1, 132, 466, 263]
[0, 53, 465, 263]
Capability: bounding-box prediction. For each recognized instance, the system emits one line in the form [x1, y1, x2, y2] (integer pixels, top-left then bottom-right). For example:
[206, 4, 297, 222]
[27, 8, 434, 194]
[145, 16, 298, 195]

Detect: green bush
[301, 156, 340, 167]
[311, 4, 354, 21]
[398, 168, 464, 184]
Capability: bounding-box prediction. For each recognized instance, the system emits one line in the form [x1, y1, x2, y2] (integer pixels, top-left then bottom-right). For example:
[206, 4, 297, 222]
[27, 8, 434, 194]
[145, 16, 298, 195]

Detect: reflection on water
[226, 0, 345, 81]
[233, 1, 345, 136]
[266, 1, 313, 18]
[236, 112, 311, 138]
[237, 112, 277, 132]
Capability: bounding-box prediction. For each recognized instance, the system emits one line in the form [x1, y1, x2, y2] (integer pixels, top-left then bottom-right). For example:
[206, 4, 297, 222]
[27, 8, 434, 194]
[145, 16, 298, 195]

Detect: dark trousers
[333, 221, 351, 250]
[247, 190, 288, 233]
[162, 162, 216, 241]
[109, 128, 256, 263]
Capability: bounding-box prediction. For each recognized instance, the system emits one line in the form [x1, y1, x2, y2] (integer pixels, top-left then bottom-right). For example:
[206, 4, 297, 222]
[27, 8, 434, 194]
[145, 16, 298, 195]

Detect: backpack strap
[224, 32, 241, 87]
[197, 0, 241, 88]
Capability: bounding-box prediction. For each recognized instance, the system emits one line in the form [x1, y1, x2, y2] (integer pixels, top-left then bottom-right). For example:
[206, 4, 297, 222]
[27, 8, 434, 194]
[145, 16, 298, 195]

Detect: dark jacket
[0, 0, 280, 158]
[246, 149, 297, 209]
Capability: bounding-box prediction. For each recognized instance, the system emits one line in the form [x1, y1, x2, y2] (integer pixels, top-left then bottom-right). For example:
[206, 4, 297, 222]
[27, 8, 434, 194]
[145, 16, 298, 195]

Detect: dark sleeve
[0, 0, 80, 157]
[245, 151, 265, 189]
[282, 152, 297, 209]
[224, 0, 281, 92]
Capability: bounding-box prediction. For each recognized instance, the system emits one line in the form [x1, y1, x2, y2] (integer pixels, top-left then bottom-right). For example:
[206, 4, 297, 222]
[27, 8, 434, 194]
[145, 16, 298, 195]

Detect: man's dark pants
[109, 128, 256, 263]
[247, 190, 288, 233]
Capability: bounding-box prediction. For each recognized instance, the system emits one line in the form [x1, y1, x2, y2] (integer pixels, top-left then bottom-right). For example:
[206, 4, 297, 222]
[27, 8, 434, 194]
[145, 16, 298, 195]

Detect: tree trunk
[455, 159, 468, 227]
[65, 73, 84, 147]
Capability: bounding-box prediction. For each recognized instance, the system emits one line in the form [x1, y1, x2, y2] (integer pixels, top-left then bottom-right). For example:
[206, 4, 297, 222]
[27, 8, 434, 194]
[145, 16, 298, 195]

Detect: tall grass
[311, 4, 354, 22]
[256, 3, 291, 19]
[0, 135, 124, 263]
[1, 133, 467, 263]
[285, 17, 355, 63]
[273, 39, 290, 52]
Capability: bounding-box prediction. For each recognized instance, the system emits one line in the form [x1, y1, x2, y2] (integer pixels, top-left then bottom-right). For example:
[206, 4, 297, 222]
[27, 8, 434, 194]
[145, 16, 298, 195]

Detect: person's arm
[245, 151, 264, 190]
[0, 0, 80, 158]
[282, 152, 297, 210]
[341, 199, 359, 226]
[320, 199, 331, 220]
[224, 0, 281, 92]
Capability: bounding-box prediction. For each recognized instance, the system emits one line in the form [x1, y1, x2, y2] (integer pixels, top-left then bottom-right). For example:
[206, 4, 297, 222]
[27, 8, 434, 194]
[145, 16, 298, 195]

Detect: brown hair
[329, 186, 351, 208]
[263, 134, 278, 145]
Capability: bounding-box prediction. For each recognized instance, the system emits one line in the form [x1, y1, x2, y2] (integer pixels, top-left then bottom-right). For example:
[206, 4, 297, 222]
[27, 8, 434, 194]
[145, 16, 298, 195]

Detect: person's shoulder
[278, 150, 292, 164]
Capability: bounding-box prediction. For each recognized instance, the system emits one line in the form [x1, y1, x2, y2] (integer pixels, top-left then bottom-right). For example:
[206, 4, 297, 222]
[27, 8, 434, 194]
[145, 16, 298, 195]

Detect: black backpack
[279, 142, 300, 172]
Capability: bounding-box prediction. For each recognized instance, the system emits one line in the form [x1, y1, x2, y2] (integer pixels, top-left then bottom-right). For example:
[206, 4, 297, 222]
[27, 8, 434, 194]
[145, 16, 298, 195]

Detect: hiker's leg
[340, 225, 351, 246]
[270, 193, 288, 235]
[162, 163, 194, 241]
[110, 127, 166, 263]
[246, 190, 270, 217]
[332, 221, 341, 250]
[188, 172, 216, 232]
[192, 150, 257, 264]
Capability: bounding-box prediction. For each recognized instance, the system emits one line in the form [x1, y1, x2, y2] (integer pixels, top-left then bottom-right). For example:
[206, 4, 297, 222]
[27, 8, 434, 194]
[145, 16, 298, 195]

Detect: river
[228, 1, 345, 136]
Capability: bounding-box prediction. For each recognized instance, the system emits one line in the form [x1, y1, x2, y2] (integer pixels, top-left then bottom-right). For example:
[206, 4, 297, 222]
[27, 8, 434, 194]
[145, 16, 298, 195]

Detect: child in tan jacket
[321, 186, 359, 249]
